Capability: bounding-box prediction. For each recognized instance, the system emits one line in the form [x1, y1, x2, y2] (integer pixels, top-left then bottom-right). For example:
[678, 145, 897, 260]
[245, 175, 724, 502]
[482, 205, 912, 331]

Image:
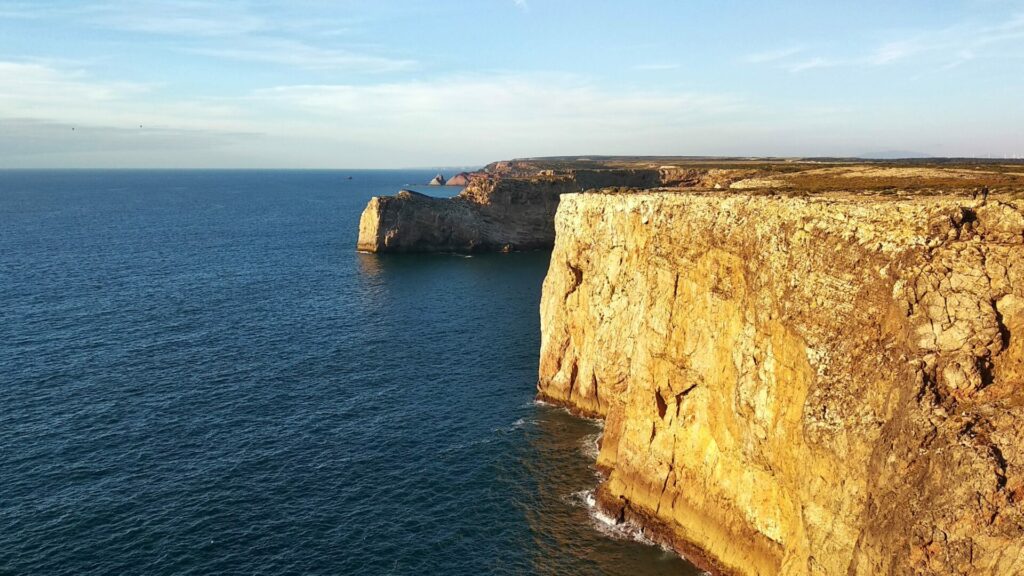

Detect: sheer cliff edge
[537, 183, 1024, 575]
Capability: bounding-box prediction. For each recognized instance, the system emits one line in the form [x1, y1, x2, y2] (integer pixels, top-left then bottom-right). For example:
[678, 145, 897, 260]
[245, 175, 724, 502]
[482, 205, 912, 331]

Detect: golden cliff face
[537, 190, 1024, 575]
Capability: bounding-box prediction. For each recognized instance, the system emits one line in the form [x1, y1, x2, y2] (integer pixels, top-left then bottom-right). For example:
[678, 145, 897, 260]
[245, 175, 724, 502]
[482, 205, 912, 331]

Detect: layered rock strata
[537, 189, 1024, 575]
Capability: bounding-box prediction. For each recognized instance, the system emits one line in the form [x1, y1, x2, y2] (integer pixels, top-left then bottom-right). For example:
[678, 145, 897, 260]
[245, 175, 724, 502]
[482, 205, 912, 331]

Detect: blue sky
[1, 0, 1023, 167]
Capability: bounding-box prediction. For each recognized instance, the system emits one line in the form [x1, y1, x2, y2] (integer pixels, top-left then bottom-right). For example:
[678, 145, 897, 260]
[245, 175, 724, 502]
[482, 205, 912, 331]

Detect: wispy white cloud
[862, 14, 1024, 70]
[753, 10, 1024, 73]
[744, 45, 839, 73]
[785, 57, 837, 73]
[743, 46, 803, 64]
[250, 74, 746, 156]
[253, 74, 742, 119]
[0, 60, 262, 166]
[93, 1, 264, 36]
[634, 63, 680, 71]
[0, 1, 414, 72]
[0, 60, 251, 131]
[244, 75, 750, 164]
[0, 0, 262, 34]
[0, 1, 82, 19]
[0, 60, 752, 166]
[0, 2, 39, 18]
[185, 39, 416, 72]
[512, 0, 529, 11]
[0, 61, 149, 109]
[940, 49, 977, 70]
[744, 10, 1024, 73]
[868, 39, 925, 65]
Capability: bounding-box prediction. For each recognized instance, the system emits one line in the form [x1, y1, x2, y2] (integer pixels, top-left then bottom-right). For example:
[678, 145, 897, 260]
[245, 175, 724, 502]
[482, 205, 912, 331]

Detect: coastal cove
[0, 170, 699, 575]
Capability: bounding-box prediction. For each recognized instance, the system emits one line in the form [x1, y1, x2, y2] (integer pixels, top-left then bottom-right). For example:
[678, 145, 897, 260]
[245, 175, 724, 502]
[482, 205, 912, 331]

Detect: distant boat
[347, 176, 353, 180]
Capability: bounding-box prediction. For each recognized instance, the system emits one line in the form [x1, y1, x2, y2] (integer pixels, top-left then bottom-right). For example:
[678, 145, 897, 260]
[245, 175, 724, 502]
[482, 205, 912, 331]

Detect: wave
[572, 487, 711, 576]
[531, 398, 606, 424]
[580, 431, 602, 460]
[571, 489, 660, 547]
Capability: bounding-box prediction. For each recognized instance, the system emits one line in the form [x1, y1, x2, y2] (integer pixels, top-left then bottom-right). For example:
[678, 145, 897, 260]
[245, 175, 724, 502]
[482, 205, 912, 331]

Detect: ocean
[0, 170, 700, 575]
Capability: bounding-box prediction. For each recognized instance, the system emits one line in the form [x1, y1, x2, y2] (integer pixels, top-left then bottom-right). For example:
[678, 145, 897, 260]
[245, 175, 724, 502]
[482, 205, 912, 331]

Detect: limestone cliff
[358, 158, 1024, 253]
[356, 176, 575, 252]
[537, 189, 1024, 575]
[356, 159, 756, 253]
[358, 170, 655, 253]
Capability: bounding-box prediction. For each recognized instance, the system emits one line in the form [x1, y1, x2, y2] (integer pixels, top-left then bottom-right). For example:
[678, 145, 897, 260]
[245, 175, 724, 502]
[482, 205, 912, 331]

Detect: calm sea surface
[0, 170, 700, 575]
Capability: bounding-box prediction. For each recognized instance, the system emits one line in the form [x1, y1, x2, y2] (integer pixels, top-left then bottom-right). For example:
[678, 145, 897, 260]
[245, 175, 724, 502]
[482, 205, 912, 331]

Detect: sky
[1, 0, 1023, 168]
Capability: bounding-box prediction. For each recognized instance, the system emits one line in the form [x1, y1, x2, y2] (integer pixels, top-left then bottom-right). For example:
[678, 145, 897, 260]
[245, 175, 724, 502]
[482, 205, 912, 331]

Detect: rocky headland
[359, 156, 1024, 574]
[356, 157, 759, 253]
[537, 171, 1024, 574]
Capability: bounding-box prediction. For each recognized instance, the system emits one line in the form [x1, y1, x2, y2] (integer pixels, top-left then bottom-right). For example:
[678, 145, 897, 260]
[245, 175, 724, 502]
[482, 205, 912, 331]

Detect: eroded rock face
[446, 172, 472, 186]
[357, 156, 872, 253]
[537, 190, 1024, 575]
[357, 169, 667, 253]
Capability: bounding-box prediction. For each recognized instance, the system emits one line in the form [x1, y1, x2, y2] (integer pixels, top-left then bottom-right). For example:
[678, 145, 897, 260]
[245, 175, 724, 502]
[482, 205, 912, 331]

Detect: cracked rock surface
[537, 189, 1024, 575]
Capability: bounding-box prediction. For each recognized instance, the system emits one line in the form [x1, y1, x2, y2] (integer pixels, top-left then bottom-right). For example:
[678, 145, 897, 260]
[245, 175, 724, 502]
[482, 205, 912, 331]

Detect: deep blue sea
[0, 170, 700, 575]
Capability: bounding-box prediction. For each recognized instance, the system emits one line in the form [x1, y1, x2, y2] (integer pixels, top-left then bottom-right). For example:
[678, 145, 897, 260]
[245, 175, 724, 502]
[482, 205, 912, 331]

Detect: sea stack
[446, 172, 472, 186]
[355, 158, 751, 253]
[428, 173, 446, 186]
